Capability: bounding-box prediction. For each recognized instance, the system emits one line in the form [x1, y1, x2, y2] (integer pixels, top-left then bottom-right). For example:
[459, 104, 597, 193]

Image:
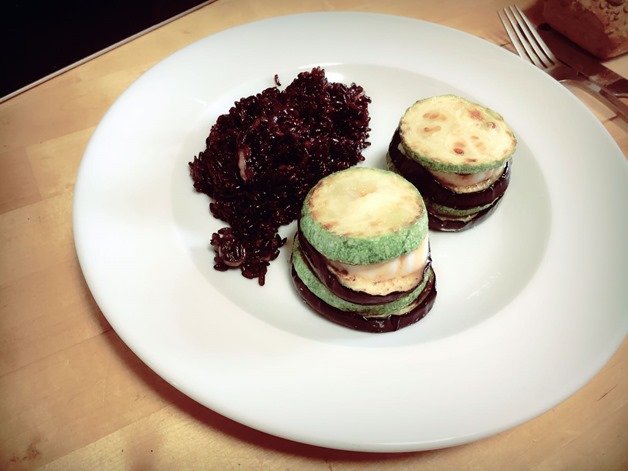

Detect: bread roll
[543, 0, 628, 59]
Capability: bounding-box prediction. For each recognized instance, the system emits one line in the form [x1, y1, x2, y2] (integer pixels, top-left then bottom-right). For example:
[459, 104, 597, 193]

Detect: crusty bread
[543, 0, 628, 59]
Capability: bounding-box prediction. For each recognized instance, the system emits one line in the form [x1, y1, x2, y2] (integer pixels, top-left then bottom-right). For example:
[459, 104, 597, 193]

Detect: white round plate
[73, 12, 628, 452]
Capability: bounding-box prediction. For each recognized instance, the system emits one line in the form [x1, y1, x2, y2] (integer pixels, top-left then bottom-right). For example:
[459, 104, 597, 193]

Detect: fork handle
[571, 79, 628, 123]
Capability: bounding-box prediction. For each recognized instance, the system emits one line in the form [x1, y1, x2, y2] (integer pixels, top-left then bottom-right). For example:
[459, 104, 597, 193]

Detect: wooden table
[1, 0, 626, 469]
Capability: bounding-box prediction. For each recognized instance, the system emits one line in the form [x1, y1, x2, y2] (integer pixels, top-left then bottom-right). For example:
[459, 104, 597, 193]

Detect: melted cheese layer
[327, 238, 429, 295]
[429, 164, 505, 193]
[398, 142, 505, 193]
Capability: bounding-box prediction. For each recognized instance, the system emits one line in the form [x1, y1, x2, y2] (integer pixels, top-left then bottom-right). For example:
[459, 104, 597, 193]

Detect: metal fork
[498, 5, 628, 122]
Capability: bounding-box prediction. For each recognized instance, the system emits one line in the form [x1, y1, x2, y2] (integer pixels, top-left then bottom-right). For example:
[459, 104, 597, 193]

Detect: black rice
[189, 67, 371, 285]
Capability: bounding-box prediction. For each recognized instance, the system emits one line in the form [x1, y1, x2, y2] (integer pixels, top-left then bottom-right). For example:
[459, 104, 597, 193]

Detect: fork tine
[498, 6, 556, 69]
[497, 8, 530, 61]
[499, 7, 544, 67]
[510, 6, 558, 66]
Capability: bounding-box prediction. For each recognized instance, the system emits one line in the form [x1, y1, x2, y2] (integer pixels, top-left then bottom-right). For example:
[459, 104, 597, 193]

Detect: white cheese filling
[429, 165, 505, 193]
[398, 143, 505, 193]
[328, 238, 429, 283]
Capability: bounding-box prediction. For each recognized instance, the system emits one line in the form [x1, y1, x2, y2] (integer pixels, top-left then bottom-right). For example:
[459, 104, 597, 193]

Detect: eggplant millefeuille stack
[291, 167, 437, 333]
[387, 95, 517, 231]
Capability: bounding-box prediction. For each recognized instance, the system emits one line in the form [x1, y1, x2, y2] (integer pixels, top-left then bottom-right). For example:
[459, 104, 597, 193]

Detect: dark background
[1, 0, 208, 99]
